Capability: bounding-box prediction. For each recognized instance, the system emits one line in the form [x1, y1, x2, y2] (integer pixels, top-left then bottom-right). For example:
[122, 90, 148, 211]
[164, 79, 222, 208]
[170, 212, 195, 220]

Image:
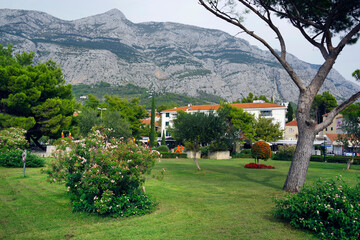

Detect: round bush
[251, 141, 271, 163]
[156, 145, 169, 152]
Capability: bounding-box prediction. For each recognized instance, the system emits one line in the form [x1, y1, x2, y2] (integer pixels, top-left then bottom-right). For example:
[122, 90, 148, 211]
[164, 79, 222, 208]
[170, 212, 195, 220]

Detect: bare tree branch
[198, 0, 306, 91]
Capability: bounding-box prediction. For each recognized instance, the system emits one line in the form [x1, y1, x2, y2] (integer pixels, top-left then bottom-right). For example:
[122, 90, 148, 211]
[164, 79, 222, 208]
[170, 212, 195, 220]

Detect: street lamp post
[97, 107, 107, 121]
[323, 136, 326, 162]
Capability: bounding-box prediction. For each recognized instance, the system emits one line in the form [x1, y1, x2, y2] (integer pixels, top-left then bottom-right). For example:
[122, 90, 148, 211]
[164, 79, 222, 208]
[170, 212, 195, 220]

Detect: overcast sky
[1, 0, 359, 82]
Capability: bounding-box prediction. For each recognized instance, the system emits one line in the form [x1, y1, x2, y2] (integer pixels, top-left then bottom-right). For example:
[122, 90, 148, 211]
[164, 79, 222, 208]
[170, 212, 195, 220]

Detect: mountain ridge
[0, 8, 358, 103]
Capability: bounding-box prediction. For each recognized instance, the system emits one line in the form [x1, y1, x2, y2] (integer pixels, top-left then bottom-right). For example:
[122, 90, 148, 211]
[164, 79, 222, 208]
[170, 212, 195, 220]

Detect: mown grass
[1, 158, 359, 240]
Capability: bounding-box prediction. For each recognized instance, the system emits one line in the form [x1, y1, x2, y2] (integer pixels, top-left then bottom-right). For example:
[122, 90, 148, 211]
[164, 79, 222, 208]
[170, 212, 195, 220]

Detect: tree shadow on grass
[203, 163, 287, 191]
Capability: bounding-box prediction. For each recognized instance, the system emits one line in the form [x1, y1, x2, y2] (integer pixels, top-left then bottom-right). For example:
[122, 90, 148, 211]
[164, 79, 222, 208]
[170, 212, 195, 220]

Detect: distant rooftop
[162, 102, 286, 112]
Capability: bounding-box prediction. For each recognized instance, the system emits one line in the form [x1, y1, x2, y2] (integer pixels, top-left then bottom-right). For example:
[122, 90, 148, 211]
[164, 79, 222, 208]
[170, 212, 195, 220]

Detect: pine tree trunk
[346, 156, 354, 170]
[283, 96, 317, 193]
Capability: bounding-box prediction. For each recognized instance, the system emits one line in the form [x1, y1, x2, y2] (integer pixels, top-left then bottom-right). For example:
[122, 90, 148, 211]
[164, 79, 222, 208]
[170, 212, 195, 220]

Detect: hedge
[272, 154, 360, 165]
[0, 150, 45, 168]
[159, 152, 187, 159]
[231, 153, 252, 158]
[310, 155, 360, 164]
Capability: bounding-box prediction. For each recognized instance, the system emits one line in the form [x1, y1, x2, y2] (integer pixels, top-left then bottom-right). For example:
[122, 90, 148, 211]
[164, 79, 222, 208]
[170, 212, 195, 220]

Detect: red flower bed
[244, 163, 275, 169]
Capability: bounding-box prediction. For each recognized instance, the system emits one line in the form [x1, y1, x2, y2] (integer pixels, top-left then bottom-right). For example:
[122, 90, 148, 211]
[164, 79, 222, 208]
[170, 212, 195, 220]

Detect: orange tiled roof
[163, 102, 285, 112]
[325, 133, 343, 143]
[141, 119, 159, 126]
[285, 120, 297, 126]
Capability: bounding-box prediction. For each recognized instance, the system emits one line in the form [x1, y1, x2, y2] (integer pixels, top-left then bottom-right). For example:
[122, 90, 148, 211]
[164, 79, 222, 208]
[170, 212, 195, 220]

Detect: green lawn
[1, 158, 359, 240]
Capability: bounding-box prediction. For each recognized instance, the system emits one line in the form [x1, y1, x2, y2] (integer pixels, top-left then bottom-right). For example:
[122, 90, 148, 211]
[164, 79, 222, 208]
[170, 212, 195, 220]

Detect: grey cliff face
[0, 8, 358, 103]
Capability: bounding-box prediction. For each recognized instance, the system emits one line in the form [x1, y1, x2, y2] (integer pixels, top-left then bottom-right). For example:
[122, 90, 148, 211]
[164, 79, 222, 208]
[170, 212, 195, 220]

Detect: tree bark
[283, 93, 317, 192]
[30, 136, 46, 151]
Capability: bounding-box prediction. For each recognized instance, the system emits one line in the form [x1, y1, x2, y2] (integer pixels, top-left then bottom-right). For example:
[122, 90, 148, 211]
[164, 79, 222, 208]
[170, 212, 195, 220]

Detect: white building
[160, 101, 286, 138]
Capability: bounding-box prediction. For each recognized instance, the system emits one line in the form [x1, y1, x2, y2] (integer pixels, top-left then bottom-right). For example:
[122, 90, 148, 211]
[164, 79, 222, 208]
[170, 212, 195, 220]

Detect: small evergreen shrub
[43, 128, 158, 217]
[0, 150, 45, 168]
[184, 141, 200, 151]
[251, 141, 271, 163]
[274, 176, 360, 239]
[200, 146, 210, 158]
[241, 149, 252, 154]
[156, 145, 169, 152]
[209, 141, 228, 152]
[272, 145, 296, 160]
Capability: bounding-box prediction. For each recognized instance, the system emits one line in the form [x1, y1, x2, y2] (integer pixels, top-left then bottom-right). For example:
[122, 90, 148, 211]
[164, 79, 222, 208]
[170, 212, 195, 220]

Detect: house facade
[322, 114, 343, 134]
[160, 101, 287, 138]
[284, 120, 298, 140]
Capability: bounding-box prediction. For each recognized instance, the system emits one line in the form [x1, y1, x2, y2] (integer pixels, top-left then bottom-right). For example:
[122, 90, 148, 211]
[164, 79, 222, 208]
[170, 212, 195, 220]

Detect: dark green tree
[240, 92, 271, 103]
[78, 108, 100, 137]
[353, 69, 360, 80]
[84, 94, 100, 109]
[254, 117, 284, 142]
[217, 103, 255, 152]
[149, 95, 156, 148]
[0, 45, 74, 149]
[161, 130, 166, 145]
[311, 91, 337, 124]
[157, 104, 177, 113]
[103, 111, 132, 139]
[286, 103, 295, 123]
[171, 111, 226, 170]
[200, 0, 360, 192]
[104, 95, 148, 138]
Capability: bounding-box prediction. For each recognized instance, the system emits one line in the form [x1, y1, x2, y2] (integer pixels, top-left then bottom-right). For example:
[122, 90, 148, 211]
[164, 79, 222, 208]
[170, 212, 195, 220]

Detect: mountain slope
[0, 8, 358, 103]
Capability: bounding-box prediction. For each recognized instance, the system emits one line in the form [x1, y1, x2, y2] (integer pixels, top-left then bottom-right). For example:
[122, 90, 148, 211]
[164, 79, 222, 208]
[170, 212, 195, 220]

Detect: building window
[165, 121, 169, 126]
[289, 128, 294, 133]
[166, 113, 170, 118]
[260, 110, 272, 117]
[331, 127, 333, 131]
[166, 131, 171, 137]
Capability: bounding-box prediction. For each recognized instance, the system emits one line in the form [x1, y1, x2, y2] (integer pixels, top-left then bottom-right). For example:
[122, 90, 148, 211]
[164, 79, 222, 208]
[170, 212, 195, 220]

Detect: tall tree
[78, 107, 100, 137]
[149, 95, 156, 148]
[286, 103, 294, 123]
[311, 91, 337, 124]
[217, 103, 255, 152]
[104, 95, 148, 138]
[199, 0, 360, 192]
[240, 92, 271, 103]
[171, 111, 226, 170]
[0, 45, 74, 149]
[103, 111, 132, 139]
[254, 117, 284, 142]
[338, 103, 360, 169]
[84, 94, 100, 109]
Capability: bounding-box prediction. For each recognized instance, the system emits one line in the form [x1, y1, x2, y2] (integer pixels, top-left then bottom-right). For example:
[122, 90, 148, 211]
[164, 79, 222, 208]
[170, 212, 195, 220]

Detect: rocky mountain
[0, 8, 358, 103]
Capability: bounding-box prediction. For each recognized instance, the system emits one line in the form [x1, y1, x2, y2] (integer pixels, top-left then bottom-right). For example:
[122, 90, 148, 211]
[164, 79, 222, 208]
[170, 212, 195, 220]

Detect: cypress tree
[149, 95, 156, 148]
[161, 130, 166, 145]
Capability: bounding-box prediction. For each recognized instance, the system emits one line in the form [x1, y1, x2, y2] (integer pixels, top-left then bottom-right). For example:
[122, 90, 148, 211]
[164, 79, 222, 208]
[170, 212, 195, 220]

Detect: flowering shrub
[244, 163, 275, 169]
[0, 127, 28, 153]
[43, 128, 159, 217]
[273, 176, 360, 239]
[251, 141, 271, 163]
